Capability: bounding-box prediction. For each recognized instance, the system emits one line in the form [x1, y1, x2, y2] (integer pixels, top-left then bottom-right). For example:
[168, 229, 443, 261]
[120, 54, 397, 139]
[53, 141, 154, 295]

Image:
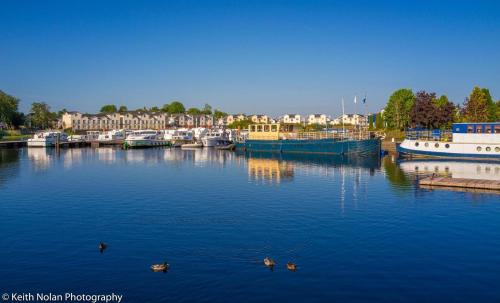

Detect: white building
[307, 114, 329, 125]
[330, 114, 367, 126]
[282, 114, 302, 124]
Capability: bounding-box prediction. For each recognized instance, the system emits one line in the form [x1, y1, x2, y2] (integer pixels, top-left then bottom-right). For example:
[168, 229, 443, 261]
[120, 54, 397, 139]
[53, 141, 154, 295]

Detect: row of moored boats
[27, 128, 238, 149]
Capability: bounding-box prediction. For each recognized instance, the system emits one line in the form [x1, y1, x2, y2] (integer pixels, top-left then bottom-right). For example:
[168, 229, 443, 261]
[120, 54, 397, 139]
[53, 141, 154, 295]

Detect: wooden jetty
[419, 177, 500, 192]
[0, 140, 27, 148]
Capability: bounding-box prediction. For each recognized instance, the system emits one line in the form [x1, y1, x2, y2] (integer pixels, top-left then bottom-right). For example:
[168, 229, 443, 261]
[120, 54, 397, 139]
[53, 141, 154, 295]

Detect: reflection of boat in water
[399, 159, 500, 181]
[398, 122, 500, 160]
[247, 158, 294, 183]
[236, 123, 381, 155]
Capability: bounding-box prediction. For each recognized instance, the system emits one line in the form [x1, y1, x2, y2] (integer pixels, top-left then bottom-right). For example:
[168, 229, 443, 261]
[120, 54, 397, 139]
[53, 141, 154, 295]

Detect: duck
[286, 262, 297, 272]
[99, 242, 108, 253]
[263, 257, 275, 268]
[151, 262, 169, 272]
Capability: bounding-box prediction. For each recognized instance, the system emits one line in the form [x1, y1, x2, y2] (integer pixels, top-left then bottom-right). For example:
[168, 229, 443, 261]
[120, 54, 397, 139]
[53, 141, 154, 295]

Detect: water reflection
[398, 159, 500, 181]
[0, 149, 21, 187]
[237, 151, 380, 184]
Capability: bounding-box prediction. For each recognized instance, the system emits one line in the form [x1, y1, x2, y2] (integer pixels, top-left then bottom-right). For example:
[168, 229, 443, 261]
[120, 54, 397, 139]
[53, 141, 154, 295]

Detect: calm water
[0, 148, 499, 303]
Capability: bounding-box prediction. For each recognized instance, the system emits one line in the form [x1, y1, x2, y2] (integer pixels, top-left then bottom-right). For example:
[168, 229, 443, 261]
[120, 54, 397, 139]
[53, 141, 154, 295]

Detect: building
[307, 114, 329, 125]
[225, 114, 247, 125]
[282, 114, 302, 124]
[330, 114, 367, 126]
[250, 114, 270, 124]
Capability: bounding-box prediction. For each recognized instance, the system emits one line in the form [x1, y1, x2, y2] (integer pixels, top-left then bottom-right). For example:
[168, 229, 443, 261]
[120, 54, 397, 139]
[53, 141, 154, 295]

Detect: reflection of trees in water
[382, 156, 412, 190]
[0, 149, 21, 186]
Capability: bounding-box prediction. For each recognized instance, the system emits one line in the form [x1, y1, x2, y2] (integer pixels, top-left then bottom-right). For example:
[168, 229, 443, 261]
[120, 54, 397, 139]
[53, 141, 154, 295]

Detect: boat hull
[124, 139, 170, 148]
[235, 138, 380, 155]
[27, 140, 57, 147]
[398, 139, 500, 160]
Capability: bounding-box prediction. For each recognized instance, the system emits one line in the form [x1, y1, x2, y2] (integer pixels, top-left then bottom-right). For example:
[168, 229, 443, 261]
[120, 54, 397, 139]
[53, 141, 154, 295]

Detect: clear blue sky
[1, 0, 499, 116]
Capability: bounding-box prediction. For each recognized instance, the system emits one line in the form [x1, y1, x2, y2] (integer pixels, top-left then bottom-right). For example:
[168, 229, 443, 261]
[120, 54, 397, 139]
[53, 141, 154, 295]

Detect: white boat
[201, 129, 230, 147]
[124, 130, 168, 148]
[27, 131, 68, 147]
[67, 134, 85, 142]
[86, 131, 100, 141]
[98, 129, 126, 142]
[398, 122, 500, 160]
[164, 129, 194, 141]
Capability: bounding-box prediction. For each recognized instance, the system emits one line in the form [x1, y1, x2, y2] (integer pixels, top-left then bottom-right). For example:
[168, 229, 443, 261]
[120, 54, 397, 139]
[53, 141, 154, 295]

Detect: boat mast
[342, 97, 345, 140]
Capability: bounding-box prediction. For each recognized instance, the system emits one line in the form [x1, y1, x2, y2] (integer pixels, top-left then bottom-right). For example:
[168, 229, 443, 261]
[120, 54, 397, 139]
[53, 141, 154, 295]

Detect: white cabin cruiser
[124, 130, 168, 148]
[201, 129, 230, 147]
[398, 123, 500, 160]
[27, 131, 68, 147]
[98, 129, 126, 142]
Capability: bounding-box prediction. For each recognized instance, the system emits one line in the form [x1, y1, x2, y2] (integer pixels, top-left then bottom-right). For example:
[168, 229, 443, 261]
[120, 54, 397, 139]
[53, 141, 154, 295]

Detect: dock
[419, 177, 500, 192]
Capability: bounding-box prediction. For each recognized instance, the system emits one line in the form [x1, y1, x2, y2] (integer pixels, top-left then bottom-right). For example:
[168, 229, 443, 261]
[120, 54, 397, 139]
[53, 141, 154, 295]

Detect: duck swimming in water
[263, 257, 275, 268]
[286, 262, 297, 272]
[151, 262, 169, 272]
[99, 242, 108, 253]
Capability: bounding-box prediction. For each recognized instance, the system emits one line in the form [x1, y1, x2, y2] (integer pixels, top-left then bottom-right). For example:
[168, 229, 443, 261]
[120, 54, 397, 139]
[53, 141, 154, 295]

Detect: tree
[384, 89, 415, 130]
[118, 105, 128, 113]
[167, 101, 185, 114]
[462, 86, 490, 122]
[187, 107, 202, 115]
[0, 90, 20, 128]
[30, 102, 52, 129]
[213, 109, 227, 120]
[201, 103, 212, 115]
[433, 95, 456, 129]
[375, 112, 384, 129]
[410, 91, 437, 128]
[100, 104, 117, 113]
[150, 106, 160, 112]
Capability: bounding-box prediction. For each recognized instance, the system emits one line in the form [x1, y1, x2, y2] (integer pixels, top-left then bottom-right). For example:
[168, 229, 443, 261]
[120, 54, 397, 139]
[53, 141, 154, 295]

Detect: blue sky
[1, 0, 499, 116]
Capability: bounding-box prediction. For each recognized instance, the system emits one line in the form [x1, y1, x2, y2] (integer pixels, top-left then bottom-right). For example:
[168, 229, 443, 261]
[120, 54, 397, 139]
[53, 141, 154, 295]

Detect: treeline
[380, 86, 499, 130]
[99, 102, 228, 120]
[0, 90, 67, 129]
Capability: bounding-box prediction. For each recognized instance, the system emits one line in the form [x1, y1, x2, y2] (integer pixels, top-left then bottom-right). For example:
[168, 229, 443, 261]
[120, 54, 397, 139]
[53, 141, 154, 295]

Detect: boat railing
[405, 129, 453, 142]
[241, 130, 377, 142]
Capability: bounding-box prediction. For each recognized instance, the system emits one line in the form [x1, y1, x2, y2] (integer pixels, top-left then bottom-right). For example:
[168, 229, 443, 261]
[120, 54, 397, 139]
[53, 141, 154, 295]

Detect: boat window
[264, 125, 270, 132]
[467, 125, 473, 133]
[424, 142, 429, 147]
[477, 146, 482, 152]
[476, 126, 482, 133]
[495, 126, 500, 133]
[435, 143, 439, 148]
[256, 125, 263, 132]
[496, 147, 500, 152]
[415, 142, 419, 147]
[271, 125, 278, 132]
[485, 125, 492, 133]
[445, 144, 450, 148]
[486, 147, 491, 152]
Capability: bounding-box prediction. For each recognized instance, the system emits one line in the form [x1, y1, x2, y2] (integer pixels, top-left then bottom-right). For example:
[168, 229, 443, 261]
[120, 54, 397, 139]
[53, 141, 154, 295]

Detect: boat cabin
[452, 122, 500, 144]
[247, 123, 299, 140]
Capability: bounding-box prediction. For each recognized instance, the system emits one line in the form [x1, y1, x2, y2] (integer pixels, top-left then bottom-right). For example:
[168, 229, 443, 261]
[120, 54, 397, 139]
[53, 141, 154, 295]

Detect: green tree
[187, 107, 202, 115]
[213, 109, 227, 120]
[167, 101, 185, 114]
[384, 89, 415, 130]
[375, 112, 384, 129]
[150, 106, 160, 112]
[227, 119, 252, 129]
[118, 105, 128, 113]
[462, 86, 490, 122]
[201, 103, 212, 115]
[0, 90, 20, 128]
[30, 102, 53, 129]
[100, 104, 117, 113]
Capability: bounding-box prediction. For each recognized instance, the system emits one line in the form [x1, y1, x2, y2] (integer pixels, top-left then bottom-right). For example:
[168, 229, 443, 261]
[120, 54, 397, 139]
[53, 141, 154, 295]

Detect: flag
[354, 96, 357, 104]
[362, 96, 366, 104]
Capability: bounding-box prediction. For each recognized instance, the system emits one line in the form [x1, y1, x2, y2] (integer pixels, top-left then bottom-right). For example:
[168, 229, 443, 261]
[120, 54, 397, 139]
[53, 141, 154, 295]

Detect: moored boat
[27, 131, 68, 147]
[124, 130, 170, 148]
[181, 142, 203, 148]
[398, 122, 500, 160]
[235, 123, 380, 155]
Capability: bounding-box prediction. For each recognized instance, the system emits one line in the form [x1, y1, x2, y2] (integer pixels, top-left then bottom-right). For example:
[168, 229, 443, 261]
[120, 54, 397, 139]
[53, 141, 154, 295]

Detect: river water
[0, 148, 499, 303]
